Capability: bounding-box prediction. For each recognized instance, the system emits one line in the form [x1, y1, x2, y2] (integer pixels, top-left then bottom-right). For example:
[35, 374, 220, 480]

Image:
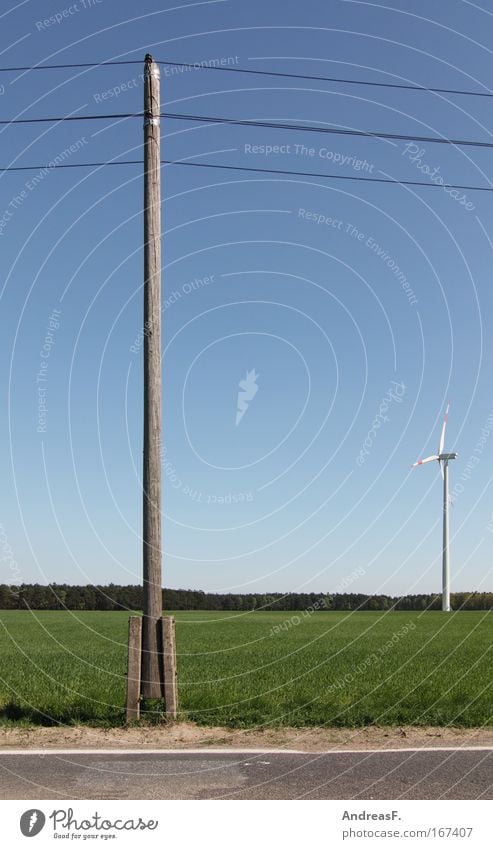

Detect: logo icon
[20, 809, 46, 837]
[235, 369, 259, 426]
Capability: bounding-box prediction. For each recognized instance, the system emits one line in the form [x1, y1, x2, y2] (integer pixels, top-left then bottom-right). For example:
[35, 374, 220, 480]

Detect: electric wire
[3, 110, 493, 152]
[0, 157, 490, 193]
[0, 57, 491, 100]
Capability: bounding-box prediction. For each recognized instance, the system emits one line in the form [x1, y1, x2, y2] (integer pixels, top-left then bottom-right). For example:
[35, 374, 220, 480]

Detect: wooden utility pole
[126, 55, 177, 721]
[142, 53, 163, 698]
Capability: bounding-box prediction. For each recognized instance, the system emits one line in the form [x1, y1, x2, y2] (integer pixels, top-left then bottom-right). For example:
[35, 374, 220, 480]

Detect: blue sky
[2, 0, 493, 596]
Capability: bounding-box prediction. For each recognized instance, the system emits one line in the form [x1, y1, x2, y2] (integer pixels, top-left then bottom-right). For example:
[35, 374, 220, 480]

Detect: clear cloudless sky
[1, 0, 493, 596]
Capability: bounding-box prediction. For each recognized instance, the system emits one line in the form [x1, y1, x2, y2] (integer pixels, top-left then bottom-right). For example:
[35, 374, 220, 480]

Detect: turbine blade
[411, 454, 440, 468]
[440, 458, 444, 480]
[438, 402, 450, 456]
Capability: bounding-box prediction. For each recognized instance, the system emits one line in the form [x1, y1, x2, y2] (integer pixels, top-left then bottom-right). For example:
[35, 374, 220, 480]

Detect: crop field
[0, 610, 491, 728]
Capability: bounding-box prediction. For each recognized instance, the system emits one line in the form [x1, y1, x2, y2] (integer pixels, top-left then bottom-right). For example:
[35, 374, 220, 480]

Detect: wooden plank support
[160, 616, 178, 718]
[126, 616, 142, 722]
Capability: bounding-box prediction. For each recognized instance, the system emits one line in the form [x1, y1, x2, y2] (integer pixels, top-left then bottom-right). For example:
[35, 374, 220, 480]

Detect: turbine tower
[412, 403, 457, 612]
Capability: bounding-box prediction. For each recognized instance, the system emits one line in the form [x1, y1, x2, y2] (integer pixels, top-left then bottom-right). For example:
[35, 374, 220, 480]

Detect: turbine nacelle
[411, 403, 457, 470]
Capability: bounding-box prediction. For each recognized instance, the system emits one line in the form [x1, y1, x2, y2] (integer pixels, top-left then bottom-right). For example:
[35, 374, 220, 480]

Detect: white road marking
[0, 746, 492, 756]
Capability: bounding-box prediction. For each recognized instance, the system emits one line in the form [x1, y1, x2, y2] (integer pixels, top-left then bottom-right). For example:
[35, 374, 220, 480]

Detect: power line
[0, 56, 492, 100]
[0, 157, 490, 192]
[161, 111, 493, 149]
[0, 60, 142, 72]
[160, 159, 493, 191]
[4, 109, 493, 151]
[156, 61, 493, 99]
[0, 113, 137, 124]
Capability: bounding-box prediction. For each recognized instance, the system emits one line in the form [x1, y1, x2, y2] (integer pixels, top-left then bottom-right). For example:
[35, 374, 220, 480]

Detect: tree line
[0, 584, 492, 611]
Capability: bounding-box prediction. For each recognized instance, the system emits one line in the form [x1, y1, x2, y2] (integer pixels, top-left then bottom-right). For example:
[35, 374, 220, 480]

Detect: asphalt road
[0, 748, 492, 800]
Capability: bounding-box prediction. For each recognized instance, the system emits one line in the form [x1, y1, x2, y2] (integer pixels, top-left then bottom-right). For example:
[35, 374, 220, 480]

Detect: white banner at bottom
[1, 800, 490, 847]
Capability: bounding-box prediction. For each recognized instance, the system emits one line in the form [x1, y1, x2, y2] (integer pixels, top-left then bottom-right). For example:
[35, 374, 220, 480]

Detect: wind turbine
[412, 403, 457, 612]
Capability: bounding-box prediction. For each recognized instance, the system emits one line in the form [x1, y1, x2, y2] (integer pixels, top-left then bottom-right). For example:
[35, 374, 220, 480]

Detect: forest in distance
[1, 584, 493, 612]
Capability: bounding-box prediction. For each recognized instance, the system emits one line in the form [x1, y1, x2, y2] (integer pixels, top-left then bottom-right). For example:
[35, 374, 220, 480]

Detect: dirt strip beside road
[1, 723, 492, 751]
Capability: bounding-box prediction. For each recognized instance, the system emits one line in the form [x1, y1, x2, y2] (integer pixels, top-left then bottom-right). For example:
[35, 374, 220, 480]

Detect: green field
[0, 610, 491, 728]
